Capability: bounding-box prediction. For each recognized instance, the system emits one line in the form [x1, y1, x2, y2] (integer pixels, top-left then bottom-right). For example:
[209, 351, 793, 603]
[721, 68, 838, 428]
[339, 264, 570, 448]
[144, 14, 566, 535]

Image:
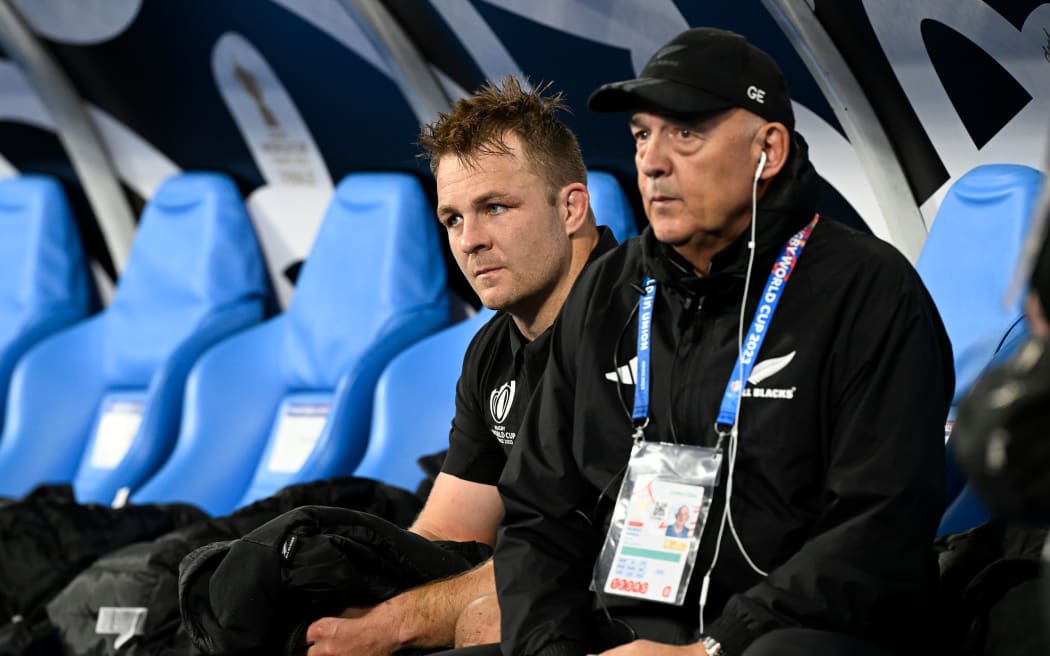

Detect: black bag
[0, 484, 205, 654]
[952, 335, 1050, 522]
[179, 505, 491, 656]
[46, 477, 423, 655]
[936, 518, 1050, 655]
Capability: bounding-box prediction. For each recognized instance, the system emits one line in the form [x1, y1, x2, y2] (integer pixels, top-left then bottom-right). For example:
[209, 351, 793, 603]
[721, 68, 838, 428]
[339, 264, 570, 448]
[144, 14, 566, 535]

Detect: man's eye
[487, 204, 507, 215]
[444, 215, 463, 228]
[677, 128, 693, 138]
[632, 130, 649, 142]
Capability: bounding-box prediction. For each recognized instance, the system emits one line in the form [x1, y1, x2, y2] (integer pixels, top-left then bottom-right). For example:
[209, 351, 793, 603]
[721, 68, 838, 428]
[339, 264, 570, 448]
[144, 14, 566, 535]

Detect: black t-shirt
[441, 316, 552, 485]
[441, 227, 619, 485]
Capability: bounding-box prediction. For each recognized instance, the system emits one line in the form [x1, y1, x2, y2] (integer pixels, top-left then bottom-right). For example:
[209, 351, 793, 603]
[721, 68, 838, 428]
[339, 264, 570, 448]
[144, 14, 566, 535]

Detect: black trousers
[429, 627, 896, 656]
[744, 628, 896, 656]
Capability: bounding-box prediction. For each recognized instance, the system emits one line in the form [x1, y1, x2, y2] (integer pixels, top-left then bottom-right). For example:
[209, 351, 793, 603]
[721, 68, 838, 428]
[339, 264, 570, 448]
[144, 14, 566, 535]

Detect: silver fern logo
[489, 381, 516, 425]
[748, 351, 796, 385]
[742, 351, 798, 400]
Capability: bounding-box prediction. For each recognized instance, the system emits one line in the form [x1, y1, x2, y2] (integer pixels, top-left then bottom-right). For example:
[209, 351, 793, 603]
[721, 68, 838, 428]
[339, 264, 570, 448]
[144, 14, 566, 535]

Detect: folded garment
[179, 505, 491, 656]
[0, 483, 205, 656]
[47, 476, 423, 655]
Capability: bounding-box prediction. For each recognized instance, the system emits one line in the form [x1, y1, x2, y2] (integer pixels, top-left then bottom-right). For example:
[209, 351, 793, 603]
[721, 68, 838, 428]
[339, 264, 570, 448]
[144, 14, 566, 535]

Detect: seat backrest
[588, 170, 638, 242]
[0, 175, 93, 432]
[915, 164, 1044, 535]
[917, 164, 1044, 403]
[0, 172, 270, 502]
[279, 173, 449, 387]
[133, 172, 451, 515]
[354, 307, 496, 493]
[103, 173, 271, 385]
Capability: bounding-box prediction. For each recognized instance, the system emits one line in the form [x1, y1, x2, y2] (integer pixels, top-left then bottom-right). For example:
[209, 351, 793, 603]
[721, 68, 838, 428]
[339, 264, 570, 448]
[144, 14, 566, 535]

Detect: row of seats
[0, 169, 639, 516]
[0, 163, 1039, 530]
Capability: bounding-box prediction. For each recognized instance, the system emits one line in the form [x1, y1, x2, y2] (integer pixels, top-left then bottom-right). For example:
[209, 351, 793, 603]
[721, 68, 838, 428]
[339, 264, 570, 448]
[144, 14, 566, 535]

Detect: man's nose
[459, 215, 489, 254]
[637, 135, 670, 179]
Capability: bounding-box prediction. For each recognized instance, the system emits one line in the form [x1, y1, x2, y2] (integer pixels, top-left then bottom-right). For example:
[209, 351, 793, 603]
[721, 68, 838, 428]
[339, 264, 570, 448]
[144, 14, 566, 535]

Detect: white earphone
[702, 143, 772, 635]
[754, 150, 767, 181]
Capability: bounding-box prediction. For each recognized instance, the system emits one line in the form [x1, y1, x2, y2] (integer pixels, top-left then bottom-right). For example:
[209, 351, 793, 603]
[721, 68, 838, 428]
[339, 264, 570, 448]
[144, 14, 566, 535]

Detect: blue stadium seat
[937, 316, 1029, 535]
[915, 163, 1044, 534]
[0, 175, 94, 434]
[588, 170, 639, 242]
[0, 172, 271, 503]
[132, 172, 451, 515]
[354, 307, 496, 492]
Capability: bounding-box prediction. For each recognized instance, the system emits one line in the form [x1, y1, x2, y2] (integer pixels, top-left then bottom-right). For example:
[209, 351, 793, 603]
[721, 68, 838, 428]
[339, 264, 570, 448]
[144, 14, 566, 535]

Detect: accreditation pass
[603, 477, 705, 603]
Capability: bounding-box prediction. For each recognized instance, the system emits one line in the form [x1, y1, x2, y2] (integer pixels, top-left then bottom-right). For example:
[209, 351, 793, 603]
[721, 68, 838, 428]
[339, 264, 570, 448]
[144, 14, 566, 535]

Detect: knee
[454, 593, 501, 648]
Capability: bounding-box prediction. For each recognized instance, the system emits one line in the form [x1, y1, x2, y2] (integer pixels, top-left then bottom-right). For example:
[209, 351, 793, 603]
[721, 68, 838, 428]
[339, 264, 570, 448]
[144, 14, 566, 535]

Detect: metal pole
[0, 0, 136, 273]
[339, 0, 455, 126]
[762, 0, 929, 263]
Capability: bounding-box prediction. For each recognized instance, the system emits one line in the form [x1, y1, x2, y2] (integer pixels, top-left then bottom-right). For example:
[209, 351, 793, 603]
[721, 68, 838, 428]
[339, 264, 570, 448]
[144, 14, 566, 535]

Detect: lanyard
[630, 215, 820, 431]
[716, 215, 818, 428]
[631, 277, 657, 424]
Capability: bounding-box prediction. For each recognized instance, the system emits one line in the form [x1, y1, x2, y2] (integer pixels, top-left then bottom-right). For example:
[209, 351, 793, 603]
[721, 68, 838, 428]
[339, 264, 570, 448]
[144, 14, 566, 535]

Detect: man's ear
[756, 122, 790, 181]
[561, 182, 591, 235]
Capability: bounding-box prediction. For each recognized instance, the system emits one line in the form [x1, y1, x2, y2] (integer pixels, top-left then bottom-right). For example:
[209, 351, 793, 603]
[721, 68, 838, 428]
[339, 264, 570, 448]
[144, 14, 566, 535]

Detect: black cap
[588, 27, 794, 129]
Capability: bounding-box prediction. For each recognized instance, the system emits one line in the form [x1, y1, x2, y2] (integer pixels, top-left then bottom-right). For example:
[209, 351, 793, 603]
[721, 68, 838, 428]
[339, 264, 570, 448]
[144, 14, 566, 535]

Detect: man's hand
[592, 640, 709, 656]
[305, 601, 405, 656]
[304, 561, 496, 655]
[304, 473, 503, 656]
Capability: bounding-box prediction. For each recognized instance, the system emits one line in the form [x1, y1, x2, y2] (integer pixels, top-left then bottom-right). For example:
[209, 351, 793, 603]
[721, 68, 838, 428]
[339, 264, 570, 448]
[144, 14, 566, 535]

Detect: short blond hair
[418, 77, 588, 201]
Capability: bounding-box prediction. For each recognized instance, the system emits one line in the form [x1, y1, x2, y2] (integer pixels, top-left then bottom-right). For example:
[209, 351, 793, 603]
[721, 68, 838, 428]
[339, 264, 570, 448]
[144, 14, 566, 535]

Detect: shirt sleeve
[441, 329, 509, 486]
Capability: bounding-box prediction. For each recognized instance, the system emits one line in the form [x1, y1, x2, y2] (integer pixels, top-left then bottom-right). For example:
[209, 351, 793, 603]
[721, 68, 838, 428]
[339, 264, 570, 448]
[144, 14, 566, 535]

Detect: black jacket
[45, 476, 422, 655]
[178, 505, 491, 655]
[0, 485, 205, 655]
[496, 135, 954, 656]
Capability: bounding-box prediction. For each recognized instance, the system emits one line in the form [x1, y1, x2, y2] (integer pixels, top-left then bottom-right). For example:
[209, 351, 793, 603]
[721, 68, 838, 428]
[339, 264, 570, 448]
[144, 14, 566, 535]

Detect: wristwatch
[701, 635, 723, 655]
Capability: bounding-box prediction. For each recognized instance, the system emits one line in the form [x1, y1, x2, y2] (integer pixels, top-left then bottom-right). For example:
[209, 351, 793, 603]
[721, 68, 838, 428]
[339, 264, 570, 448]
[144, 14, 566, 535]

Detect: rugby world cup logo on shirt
[489, 380, 517, 445]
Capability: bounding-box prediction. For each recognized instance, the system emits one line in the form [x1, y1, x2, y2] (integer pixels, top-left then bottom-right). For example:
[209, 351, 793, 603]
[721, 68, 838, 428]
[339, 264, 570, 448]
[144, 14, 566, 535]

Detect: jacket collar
[592, 225, 620, 261]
